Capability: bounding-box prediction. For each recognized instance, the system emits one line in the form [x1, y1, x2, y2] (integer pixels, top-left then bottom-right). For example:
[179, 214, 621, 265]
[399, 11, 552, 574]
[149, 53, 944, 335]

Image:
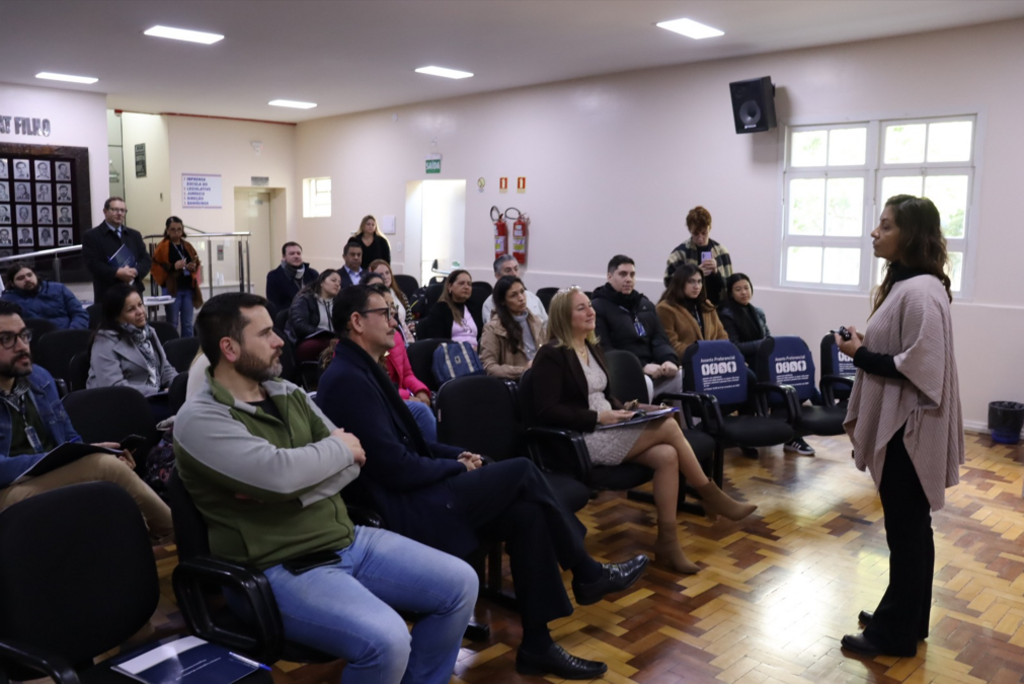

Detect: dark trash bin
[988, 401, 1024, 445]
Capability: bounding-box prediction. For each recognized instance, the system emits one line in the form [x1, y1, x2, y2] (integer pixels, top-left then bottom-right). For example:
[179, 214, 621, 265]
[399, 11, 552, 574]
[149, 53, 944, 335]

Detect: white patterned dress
[580, 353, 646, 466]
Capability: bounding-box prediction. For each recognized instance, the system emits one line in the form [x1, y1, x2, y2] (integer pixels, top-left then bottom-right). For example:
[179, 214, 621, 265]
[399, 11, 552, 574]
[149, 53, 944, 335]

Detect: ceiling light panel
[268, 99, 317, 109]
[144, 25, 224, 44]
[415, 66, 474, 80]
[656, 18, 724, 40]
[36, 72, 99, 84]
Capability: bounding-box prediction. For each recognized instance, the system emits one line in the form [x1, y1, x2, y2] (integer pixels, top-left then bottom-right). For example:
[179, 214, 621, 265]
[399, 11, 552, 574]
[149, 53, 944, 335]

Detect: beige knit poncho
[844, 274, 964, 511]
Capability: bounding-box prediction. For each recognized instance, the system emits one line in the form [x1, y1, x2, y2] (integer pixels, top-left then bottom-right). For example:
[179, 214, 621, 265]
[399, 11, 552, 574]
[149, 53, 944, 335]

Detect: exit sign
[425, 153, 442, 174]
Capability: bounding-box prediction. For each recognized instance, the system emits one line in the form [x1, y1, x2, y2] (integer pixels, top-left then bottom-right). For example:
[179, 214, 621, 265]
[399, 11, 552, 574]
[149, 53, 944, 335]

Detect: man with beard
[174, 292, 477, 684]
[316, 284, 650, 680]
[265, 242, 319, 313]
[1, 263, 89, 329]
[0, 300, 172, 537]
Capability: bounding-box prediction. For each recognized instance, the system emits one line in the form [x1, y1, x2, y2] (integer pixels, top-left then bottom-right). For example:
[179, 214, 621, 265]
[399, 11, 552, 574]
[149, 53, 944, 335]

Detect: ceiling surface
[3, 0, 1023, 123]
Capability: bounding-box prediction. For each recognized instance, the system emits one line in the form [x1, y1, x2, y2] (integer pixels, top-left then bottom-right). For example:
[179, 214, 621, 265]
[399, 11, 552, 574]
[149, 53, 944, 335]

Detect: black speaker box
[729, 77, 776, 134]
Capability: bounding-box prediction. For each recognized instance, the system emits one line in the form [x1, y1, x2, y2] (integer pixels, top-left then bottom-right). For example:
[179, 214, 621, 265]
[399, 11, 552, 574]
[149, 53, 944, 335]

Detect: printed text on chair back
[758, 336, 815, 403]
[683, 340, 747, 406]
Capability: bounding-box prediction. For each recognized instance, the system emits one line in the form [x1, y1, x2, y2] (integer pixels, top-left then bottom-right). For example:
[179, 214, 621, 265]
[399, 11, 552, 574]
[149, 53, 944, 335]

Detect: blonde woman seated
[480, 276, 544, 380]
[656, 264, 728, 358]
[531, 287, 757, 574]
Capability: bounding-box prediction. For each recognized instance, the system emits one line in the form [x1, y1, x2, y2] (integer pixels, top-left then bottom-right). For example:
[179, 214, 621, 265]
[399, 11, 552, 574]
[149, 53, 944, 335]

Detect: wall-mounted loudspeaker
[729, 76, 776, 134]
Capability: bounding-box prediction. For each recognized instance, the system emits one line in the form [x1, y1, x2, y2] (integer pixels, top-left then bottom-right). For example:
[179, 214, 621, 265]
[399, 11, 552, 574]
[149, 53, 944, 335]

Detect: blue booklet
[110, 636, 260, 684]
[596, 406, 680, 430]
[108, 243, 138, 270]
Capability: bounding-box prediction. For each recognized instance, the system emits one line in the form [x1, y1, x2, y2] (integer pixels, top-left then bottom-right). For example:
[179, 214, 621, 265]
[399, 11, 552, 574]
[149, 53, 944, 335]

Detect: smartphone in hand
[119, 434, 147, 454]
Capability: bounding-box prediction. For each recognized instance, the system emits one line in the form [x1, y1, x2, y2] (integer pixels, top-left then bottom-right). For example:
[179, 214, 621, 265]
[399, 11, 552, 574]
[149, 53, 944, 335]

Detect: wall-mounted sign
[182, 173, 222, 208]
[517, 176, 526, 193]
[425, 153, 441, 174]
[499, 177, 508, 193]
[0, 116, 51, 137]
[251, 176, 269, 187]
[134, 143, 146, 178]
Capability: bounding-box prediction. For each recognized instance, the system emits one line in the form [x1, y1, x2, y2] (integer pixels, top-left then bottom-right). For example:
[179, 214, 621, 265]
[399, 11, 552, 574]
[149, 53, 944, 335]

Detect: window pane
[788, 178, 825, 236]
[881, 175, 923, 204]
[791, 130, 827, 167]
[316, 178, 332, 192]
[828, 128, 867, 166]
[927, 121, 973, 162]
[884, 123, 926, 164]
[923, 175, 969, 238]
[822, 247, 860, 286]
[875, 257, 886, 287]
[786, 246, 822, 283]
[825, 177, 864, 237]
[947, 251, 963, 292]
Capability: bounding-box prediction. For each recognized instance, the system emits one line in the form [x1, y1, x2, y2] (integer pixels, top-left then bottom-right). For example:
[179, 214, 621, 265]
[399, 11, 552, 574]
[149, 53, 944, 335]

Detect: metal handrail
[142, 232, 253, 299]
[0, 245, 82, 264]
[142, 232, 252, 240]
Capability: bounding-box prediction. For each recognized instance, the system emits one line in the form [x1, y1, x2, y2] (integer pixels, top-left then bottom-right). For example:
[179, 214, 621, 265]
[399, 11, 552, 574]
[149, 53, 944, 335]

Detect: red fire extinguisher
[507, 207, 529, 265]
[491, 206, 508, 260]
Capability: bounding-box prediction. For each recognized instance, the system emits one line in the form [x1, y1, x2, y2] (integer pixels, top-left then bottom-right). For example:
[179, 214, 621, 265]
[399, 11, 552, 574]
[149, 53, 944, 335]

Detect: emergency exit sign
[425, 153, 442, 174]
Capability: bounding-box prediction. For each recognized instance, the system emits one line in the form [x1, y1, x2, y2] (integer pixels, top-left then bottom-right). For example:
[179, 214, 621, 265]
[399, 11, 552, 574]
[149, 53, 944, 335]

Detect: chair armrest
[820, 374, 855, 406]
[525, 426, 592, 483]
[653, 391, 709, 430]
[171, 556, 283, 663]
[0, 638, 80, 684]
[348, 505, 384, 529]
[753, 382, 799, 423]
[54, 378, 68, 399]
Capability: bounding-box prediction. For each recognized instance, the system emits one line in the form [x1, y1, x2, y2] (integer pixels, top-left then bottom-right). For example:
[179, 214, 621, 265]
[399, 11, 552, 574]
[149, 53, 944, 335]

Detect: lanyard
[618, 306, 646, 338]
[2, 390, 43, 451]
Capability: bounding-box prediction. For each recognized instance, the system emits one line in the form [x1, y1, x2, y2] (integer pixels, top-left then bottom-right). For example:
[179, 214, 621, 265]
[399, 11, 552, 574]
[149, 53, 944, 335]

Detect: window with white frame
[302, 177, 332, 218]
[780, 115, 976, 295]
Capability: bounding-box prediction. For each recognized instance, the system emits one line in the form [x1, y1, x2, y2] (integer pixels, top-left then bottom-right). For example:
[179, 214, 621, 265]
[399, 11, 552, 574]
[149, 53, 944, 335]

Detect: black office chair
[819, 333, 856, 404]
[86, 303, 102, 329]
[67, 350, 90, 393]
[150, 320, 180, 345]
[406, 338, 451, 393]
[274, 308, 290, 334]
[164, 336, 202, 373]
[755, 336, 849, 438]
[63, 386, 159, 472]
[394, 274, 419, 302]
[168, 371, 190, 415]
[467, 282, 491, 332]
[536, 287, 558, 312]
[34, 328, 92, 389]
[23, 318, 57, 357]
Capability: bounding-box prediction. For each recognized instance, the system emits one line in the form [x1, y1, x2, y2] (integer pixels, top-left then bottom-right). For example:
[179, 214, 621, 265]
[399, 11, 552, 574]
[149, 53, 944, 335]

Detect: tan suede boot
[654, 519, 700, 574]
[696, 481, 757, 522]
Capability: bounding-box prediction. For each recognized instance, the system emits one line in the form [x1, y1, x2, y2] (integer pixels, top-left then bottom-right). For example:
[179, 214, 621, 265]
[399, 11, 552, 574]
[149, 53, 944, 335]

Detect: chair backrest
[436, 375, 520, 460]
[166, 470, 211, 562]
[755, 336, 816, 403]
[394, 274, 419, 301]
[164, 336, 202, 373]
[68, 350, 91, 393]
[407, 338, 450, 392]
[34, 328, 93, 385]
[63, 386, 158, 450]
[86, 303, 102, 329]
[518, 368, 541, 425]
[23, 317, 58, 356]
[604, 350, 649, 405]
[681, 340, 748, 407]
[150, 320, 180, 345]
[168, 371, 190, 415]
[0, 482, 158, 672]
[536, 287, 558, 312]
[467, 281, 492, 331]
[820, 332, 856, 377]
[274, 308, 290, 333]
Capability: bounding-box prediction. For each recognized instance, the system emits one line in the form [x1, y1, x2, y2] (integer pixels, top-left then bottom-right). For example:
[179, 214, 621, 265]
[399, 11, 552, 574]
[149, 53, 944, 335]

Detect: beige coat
[479, 314, 545, 380]
[655, 300, 728, 358]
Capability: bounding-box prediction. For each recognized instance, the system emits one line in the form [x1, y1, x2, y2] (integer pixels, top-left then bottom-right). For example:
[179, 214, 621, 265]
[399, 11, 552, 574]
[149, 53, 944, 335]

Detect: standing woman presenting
[837, 195, 963, 658]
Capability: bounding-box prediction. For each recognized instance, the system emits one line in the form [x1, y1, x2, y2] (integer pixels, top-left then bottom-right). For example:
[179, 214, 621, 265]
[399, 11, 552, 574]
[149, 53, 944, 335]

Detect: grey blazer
[87, 328, 178, 396]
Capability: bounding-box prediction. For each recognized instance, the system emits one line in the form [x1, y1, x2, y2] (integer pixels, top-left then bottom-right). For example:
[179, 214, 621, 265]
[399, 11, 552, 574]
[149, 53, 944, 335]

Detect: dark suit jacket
[416, 301, 483, 342]
[531, 341, 623, 434]
[265, 263, 319, 312]
[81, 222, 152, 302]
[315, 338, 476, 557]
[339, 267, 367, 289]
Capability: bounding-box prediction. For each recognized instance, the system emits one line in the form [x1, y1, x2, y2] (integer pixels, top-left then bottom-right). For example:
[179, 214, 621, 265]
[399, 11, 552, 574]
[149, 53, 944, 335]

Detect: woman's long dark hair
[873, 194, 952, 314]
[298, 268, 340, 299]
[91, 284, 140, 345]
[493, 275, 527, 354]
[720, 273, 762, 341]
[661, 264, 709, 310]
[438, 269, 471, 320]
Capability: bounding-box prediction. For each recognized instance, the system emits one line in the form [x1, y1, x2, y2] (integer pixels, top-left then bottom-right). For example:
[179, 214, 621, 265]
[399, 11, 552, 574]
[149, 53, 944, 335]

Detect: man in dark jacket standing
[592, 255, 681, 400]
[265, 241, 318, 312]
[81, 197, 151, 302]
[1, 263, 89, 330]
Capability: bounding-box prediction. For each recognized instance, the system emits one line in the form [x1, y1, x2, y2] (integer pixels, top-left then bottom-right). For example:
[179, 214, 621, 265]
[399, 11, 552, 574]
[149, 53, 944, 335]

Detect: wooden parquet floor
[143, 432, 1024, 684]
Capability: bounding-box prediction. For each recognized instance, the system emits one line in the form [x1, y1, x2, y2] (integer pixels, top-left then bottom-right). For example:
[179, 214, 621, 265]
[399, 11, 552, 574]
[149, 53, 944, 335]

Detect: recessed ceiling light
[35, 72, 99, 84]
[656, 18, 724, 40]
[415, 66, 474, 80]
[144, 25, 224, 44]
[268, 99, 318, 109]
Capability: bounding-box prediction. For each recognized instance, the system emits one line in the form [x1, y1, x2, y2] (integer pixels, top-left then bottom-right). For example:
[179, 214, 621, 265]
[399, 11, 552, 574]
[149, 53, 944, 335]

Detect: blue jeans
[263, 526, 477, 684]
[405, 399, 437, 443]
[162, 286, 194, 337]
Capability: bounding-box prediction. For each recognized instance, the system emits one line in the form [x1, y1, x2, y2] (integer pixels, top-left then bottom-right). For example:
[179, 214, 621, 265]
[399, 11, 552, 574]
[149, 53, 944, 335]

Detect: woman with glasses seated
[531, 287, 757, 575]
[286, 269, 342, 363]
[480, 275, 544, 380]
[656, 264, 729, 359]
[416, 269, 481, 348]
[87, 284, 178, 421]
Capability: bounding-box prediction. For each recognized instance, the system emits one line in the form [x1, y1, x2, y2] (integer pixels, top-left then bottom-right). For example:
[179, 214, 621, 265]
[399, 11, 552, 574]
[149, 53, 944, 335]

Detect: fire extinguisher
[507, 207, 529, 265]
[491, 205, 508, 260]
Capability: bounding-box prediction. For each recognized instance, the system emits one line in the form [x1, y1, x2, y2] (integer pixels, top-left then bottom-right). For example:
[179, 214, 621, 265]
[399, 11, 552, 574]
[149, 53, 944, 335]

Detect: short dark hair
[607, 255, 635, 274]
[343, 239, 363, 256]
[103, 196, 125, 211]
[5, 261, 33, 284]
[281, 241, 302, 256]
[165, 215, 183, 228]
[726, 273, 753, 297]
[0, 300, 24, 318]
[195, 292, 271, 367]
[333, 285, 378, 336]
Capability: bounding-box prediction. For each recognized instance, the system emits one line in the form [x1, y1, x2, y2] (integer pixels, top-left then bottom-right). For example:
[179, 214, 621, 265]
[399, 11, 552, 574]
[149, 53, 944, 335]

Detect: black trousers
[864, 426, 933, 655]
[448, 458, 589, 627]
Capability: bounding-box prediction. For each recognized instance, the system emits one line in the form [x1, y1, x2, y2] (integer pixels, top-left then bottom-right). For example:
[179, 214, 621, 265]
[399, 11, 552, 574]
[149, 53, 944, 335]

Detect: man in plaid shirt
[663, 205, 733, 306]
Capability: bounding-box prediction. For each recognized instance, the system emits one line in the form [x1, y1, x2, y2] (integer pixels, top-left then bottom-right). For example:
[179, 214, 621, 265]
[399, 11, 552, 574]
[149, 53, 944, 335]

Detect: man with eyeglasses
[316, 284, 649, 679]
[81, 197, 152, 302]
[0, 300, 172, 536]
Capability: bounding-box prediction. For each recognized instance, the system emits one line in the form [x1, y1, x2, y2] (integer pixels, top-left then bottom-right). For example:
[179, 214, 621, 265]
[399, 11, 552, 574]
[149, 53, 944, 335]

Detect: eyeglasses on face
[0, 330, 32, 349]
[359, 307, 394, 321]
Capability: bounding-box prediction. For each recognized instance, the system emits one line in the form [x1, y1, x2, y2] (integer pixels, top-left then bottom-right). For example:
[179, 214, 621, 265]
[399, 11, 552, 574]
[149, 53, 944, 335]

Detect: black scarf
[888, 262, 930, 284]
[336, 337, 432, 455]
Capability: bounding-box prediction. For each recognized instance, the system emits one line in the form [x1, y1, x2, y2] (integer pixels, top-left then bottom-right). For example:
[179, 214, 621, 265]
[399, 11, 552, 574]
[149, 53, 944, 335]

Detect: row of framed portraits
[0, 158, 73, 181]
[0, 225, 74, 248]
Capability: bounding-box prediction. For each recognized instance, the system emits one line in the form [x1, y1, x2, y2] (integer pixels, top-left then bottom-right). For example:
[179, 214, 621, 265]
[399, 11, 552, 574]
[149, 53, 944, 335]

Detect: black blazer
[358, 234, 391, 266]
[265, 263, 319, 312]
[417, 301, 483, 342]
[339, 267, 368, 289]
[531, 341, 623, 434]
[81, 222, 152, 302]
[286, 293, 332, 342]
[591, 284, 677, 365]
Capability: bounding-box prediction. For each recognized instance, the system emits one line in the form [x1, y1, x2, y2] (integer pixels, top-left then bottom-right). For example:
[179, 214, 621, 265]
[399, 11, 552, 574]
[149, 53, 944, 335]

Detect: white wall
[294, 19, 1024, 430]
[120, 112, 171, 238]
[0, 82, 109, 226]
